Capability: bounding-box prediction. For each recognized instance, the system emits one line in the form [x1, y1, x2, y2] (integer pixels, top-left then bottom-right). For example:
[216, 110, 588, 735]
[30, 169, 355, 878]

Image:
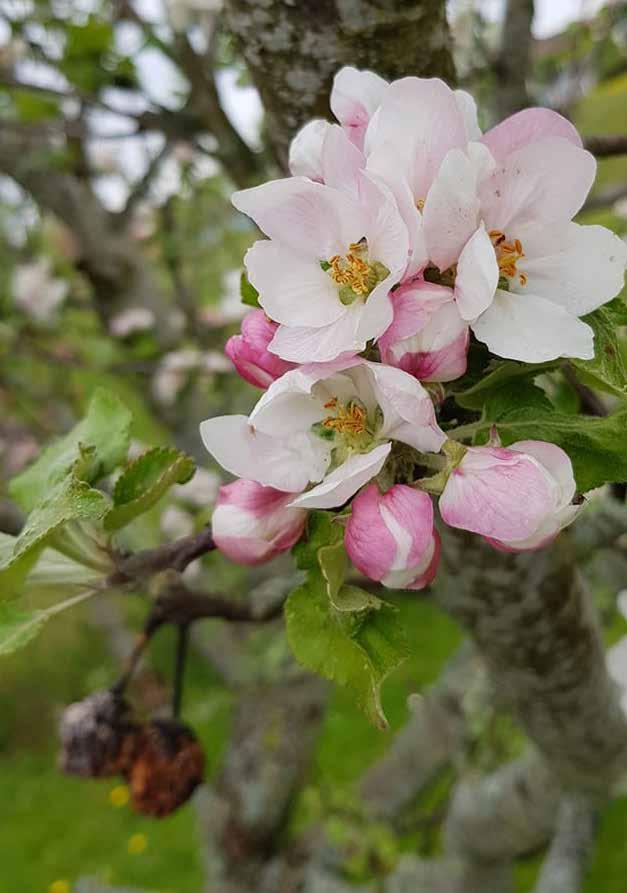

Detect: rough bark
[495, 0, 535, 119]
[196, 675, 327, 893]
[444, 754, 561, 864]
[223, 0, 457, 167]
[434, 528, 627, 793]
[360, 642, 476, 819]
[533, 795, 598, 893]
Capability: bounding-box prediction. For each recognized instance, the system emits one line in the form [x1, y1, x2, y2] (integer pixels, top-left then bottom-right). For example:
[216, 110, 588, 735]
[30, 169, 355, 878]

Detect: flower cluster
[203, 67, 626, 585]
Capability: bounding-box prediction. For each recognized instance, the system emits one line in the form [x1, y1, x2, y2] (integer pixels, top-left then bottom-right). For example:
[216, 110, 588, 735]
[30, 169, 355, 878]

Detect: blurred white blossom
[152, 348, 229, 406]
[161, 504, 195, 540]
[110, 307, 156, 338]
[173, 467, 221, 508]
[12, 258, 68, 323]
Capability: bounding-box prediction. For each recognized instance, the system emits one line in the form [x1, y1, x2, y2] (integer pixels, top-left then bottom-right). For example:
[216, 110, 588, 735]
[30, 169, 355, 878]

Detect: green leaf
[492, 408, 627, 492]
[105, 447, 196, 530]
[293, 510, 344, 571]
[455, 359, 558, 410]
[240, 272, 260, 308]
[484, 381, 553, 421]
[11, 389, 132, 512]
[0, 535, 105, 593]
[0, 477, 110, 598]
[0, 604, 48, 656]
[285, 571, 408, 729]
[318, 541, 348, 606]
[571, 302, 627, 399]
[0, 535, 41, 598]
[0, 590, 96, 657]
[332, 584, 385, 613]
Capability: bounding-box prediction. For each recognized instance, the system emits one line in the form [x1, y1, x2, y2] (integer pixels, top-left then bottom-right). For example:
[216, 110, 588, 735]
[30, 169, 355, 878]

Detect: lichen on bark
[223, 0, 456, 167]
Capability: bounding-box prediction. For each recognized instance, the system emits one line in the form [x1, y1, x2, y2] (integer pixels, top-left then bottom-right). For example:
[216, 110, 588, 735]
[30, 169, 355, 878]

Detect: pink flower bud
[225, 310, 294, 389]
[212, 479, 307, 565]
[378, 282, 469, 383]
[345, 484, 440, 590]
[439, 441, 580, 551]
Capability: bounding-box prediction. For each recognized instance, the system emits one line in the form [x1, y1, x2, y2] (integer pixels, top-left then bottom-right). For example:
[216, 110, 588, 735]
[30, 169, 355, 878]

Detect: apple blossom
[378, 280, 469, 382]
[345, 484, 440, 590]
[429, 110, 626, 363]
[212, 479, 307, 566]
[362, 84, 626, 362]
[200, 358, 445, 510]
[439, 440, 581, 551]
[225, 310, 294, 389]
[232, 174, 409, 363]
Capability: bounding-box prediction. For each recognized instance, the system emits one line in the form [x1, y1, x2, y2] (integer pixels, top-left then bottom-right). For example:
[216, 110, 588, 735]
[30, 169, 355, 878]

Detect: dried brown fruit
[125, 718, 204, 818]
[59, 690, 139, 778]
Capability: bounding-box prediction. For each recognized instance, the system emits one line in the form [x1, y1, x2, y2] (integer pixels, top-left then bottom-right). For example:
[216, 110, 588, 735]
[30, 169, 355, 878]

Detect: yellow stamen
[329, 242, 377, 296]
[322, 400, 367, 437]
[489, 229, 526, 285]
[416, 198, 425, 211]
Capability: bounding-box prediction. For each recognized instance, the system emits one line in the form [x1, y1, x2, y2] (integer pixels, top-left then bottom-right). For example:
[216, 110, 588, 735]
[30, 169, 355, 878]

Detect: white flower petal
[331, 66, 389, 147]
[516, 222, 627, 316]
[366, 362, 446, 452]
[268, 306, 364, 363]
[454, 224, 499, 321]
[423, 148, 481, 272]
[245, 240, 344, 328]
[288, 119, 332, 180]
[481, 107, 583, 162]
[321, 124, 365, 195]
[455, 89, 482, 140]
[366, 144, 427, 275]
[200, 415, 330, 492]
[288, 442, 392, 509]
[472, 288, 595, 362]
[233, 177, 367, 259]
[356, 280, 394, 343]
[479, 138, 596, 233]
[368, 77, 467, 200]
[358, 172, 410, 276]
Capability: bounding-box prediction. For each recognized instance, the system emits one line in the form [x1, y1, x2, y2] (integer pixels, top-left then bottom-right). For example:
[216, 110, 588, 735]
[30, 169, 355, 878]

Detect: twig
[121, 142, 171, 221]
[172, 624, 190, 718]
[584, 134, 627, 157]
[583, 182, 627, 213]
[108, 527, 216, 584]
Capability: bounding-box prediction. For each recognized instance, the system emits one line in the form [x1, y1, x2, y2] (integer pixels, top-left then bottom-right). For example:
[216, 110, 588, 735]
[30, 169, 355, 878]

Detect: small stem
[111, 623, 159, 696]
[446, 421, 489, 442]
[172, 624, 190, 719]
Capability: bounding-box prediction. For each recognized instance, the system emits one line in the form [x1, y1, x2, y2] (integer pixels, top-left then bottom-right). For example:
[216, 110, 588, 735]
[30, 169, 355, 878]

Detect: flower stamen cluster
[327, 241, 389, 305]
[490, 230, 527, 287]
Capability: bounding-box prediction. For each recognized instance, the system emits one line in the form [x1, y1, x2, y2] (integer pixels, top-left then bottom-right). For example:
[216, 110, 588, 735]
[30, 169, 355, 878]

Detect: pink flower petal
[440, 446, 557, 541]
[482, 107, 582, 162]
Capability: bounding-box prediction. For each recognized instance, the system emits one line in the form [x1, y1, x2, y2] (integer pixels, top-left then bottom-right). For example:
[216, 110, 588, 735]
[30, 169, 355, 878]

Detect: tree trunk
[223, 0, 456, 168]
